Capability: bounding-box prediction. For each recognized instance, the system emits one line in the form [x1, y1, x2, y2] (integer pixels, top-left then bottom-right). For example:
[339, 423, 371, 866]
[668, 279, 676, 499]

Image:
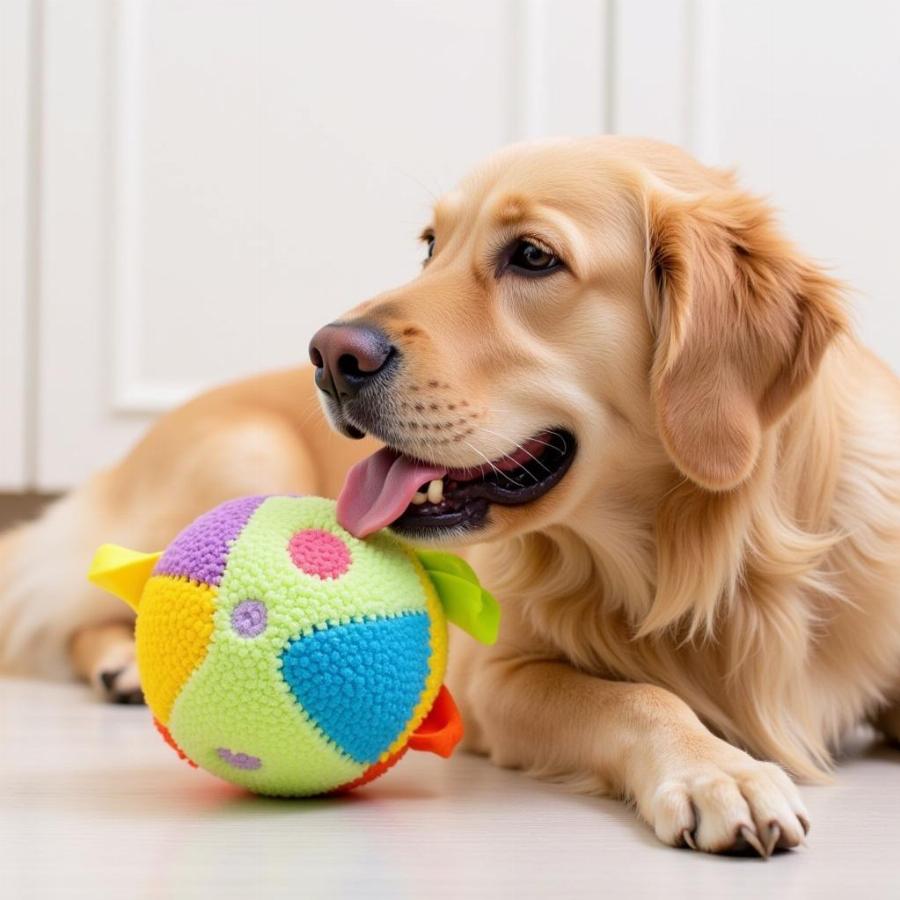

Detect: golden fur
[3, 137, 900, 854]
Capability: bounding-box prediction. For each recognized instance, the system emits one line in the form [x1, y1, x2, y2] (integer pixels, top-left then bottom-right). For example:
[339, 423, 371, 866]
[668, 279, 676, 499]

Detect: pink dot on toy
[288, 529, 351, 580]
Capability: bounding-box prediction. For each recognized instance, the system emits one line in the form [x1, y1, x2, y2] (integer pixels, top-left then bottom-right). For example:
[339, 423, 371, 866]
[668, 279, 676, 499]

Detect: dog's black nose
[308, 323, 395, 402]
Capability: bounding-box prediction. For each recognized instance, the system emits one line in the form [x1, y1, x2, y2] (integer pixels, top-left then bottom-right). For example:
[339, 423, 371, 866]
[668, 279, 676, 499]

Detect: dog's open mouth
[336, 429, 576, 539]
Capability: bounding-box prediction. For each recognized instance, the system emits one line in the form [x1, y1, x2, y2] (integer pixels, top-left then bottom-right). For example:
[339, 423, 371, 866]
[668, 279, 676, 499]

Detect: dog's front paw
[640, 741, 810, 857]
[90, 644, 144, 705]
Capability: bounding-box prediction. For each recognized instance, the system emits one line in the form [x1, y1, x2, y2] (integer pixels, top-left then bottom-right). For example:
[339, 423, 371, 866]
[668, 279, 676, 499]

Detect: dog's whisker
[460, 440, 521, 487]
[467, 437, 542, 484]
[472, 407, 570, 458]
[474, 425, 555, 479]
[547, 429, 569, 455]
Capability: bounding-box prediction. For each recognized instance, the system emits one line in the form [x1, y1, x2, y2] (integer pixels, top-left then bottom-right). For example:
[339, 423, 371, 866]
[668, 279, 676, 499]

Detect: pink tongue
[337, 447, 447, 538]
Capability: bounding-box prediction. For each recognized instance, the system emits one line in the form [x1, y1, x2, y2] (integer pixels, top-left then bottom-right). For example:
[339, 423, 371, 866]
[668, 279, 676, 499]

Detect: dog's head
[311, 138, 846, 544]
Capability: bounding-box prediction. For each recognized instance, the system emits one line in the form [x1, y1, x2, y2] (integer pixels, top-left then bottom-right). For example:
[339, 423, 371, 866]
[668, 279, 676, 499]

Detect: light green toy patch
[167, 496, 434, 796]
[168, 645, 364, 795]
[416, 550, 501, 645]
[222, 495, 430, 634]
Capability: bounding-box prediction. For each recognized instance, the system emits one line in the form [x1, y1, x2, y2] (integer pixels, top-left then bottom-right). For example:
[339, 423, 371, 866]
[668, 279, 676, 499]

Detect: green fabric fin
[417, 549, 479, 583]
[417, 550, 500, 645]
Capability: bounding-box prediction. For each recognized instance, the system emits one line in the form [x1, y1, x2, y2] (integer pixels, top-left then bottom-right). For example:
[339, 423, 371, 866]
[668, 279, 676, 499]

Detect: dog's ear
[645, 181, 846, 491]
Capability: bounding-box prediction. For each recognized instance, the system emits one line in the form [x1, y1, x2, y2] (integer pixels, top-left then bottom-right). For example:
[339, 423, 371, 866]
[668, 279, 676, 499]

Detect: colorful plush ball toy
[87, 495, 499, 796]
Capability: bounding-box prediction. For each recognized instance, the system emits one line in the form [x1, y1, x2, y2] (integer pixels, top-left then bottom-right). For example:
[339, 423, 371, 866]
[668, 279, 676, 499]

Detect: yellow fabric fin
[87, 544, 162, 612]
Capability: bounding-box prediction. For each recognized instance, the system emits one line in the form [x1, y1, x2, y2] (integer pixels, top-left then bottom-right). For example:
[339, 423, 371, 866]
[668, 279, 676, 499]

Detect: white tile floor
[1, 677, 898, 898]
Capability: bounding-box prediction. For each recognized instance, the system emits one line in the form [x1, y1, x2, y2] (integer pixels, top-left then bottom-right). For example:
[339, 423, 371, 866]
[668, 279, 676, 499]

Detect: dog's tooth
[427, 479, 444, 504]
[411, 491, 428, 505]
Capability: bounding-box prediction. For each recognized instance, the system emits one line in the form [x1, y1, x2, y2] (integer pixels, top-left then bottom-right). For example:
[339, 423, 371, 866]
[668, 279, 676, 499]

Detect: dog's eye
[508, 239, 560, 274]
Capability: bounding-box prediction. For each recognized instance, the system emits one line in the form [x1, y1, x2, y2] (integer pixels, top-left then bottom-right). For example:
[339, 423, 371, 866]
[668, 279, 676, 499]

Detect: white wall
[2, 0, 898, 490]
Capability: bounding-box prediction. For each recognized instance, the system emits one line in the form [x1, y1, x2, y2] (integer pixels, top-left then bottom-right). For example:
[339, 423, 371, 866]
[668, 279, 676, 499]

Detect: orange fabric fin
[408, 684, 463, 758]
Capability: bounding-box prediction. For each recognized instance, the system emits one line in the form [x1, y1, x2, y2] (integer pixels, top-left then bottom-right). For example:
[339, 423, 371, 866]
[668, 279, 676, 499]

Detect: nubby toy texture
[88, 495, 499, 796]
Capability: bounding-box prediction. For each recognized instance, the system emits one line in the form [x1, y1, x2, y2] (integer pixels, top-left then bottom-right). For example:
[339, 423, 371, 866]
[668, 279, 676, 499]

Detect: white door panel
[0, 0, 30, 490]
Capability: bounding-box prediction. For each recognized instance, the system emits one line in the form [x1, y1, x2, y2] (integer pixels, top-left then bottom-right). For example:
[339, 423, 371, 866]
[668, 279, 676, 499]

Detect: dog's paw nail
[740, 825, 767, 858]
[96, 668, 144, 705]
[114, 688, 145, 705]
[764, 823, 781, 857]
[798, 814, 811, 836]
[682, 829, 697, 850]
[99, 668, 122, 691]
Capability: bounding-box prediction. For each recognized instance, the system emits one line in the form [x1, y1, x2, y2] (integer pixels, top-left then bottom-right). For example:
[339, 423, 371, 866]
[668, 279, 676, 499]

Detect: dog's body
[3, 138, 900, 855]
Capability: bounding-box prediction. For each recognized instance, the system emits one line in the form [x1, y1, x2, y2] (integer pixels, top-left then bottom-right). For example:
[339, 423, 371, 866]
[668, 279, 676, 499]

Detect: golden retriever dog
[3, 137, 900, 857]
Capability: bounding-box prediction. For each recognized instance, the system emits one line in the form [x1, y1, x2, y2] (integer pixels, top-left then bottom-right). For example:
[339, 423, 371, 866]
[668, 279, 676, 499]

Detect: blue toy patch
[280, 612, 432, 764]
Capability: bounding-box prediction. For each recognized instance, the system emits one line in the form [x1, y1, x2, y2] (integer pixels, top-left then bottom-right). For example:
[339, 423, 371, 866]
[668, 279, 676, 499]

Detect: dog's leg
[0, 489, 133, 687]
[464, 650, 810, 856]
[70, 621, 142, 704]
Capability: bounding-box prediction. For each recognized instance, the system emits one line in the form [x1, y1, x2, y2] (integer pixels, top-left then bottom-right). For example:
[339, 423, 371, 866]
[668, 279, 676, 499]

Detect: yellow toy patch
[136, 575, 216, 726]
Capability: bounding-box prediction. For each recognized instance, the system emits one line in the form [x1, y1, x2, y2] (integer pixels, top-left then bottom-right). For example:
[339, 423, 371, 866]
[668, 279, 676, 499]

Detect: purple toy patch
[231, 600, 267, 638]
[216, 747, 262, 770]
[154, 496, 266, 586]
